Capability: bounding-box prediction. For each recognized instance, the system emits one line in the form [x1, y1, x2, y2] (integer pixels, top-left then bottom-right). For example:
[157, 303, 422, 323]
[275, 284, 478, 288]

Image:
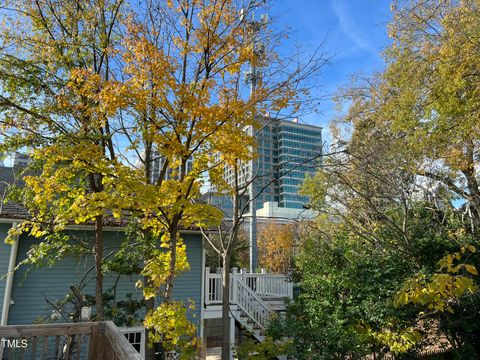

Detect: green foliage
[288, 1, 480, 357]
[235, 337, 294, 360]
[277, 203, 480, 359]
[143, 300, 199, 360]
[104, 292, 145, 328]
[395, 246, 479, 313]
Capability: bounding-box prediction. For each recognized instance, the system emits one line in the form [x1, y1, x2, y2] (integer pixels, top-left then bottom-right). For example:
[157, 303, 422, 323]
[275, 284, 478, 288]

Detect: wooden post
[90, 322, 105, 360]
[231, 268, 238, 303]
[287, 281, 294, 299]
[229, 314, 235, 360]
[205, 267, 211, 305]
[241, 268, 247, 283]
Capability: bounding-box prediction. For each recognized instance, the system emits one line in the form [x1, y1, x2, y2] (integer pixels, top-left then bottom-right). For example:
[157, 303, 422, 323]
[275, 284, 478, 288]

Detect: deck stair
[204, 268, 293, 342]
[232, 276, 272, 341]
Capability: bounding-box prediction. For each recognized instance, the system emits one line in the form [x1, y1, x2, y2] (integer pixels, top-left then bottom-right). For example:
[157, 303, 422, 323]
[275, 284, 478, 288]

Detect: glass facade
[252, 117, 322, 210]
[218, 116, 322, 213]
[150, 152, 193, 183]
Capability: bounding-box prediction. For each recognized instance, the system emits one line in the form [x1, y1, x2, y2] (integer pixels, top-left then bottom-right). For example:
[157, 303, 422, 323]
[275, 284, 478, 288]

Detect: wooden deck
[0, 321, 142, 360]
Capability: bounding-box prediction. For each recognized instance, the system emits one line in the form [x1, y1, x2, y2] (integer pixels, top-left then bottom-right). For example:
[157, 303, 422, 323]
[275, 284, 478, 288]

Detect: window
[119, 327, 145, 358]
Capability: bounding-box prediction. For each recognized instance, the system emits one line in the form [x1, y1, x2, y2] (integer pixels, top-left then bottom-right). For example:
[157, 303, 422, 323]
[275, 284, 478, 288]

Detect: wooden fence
[0, 321, 142, 360]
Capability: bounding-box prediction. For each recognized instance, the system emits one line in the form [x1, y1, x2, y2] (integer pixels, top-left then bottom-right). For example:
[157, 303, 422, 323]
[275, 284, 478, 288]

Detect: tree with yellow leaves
[1, 0, 325, 358]
[336, 0, 480, 229]
[258, 223, 296, 274]
[0, 0, 125, 323]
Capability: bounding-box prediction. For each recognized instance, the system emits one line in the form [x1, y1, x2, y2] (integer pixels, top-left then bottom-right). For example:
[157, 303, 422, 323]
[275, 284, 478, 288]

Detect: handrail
[0, 321, 142, 360]
[233, 277, 273, 330]
[104, 321, 143, 360]
[204, 268, 294, 305]
[0, 322, 96, 337]
[243, 273, 293, 298]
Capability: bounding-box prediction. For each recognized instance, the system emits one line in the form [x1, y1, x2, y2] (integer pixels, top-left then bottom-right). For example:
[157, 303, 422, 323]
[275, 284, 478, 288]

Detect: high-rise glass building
[254, 116, 322, 209]
[148, 151, 193, 184]
[219, 116, 322, 213]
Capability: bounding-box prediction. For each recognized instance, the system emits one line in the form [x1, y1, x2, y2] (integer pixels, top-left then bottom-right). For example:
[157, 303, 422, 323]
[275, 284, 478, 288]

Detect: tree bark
[221, 162, 240, 359]
[165, 227, 178, 300]
[144, 286, 156, 360]
[94, 215, 104, 321]
[462, 142, 480, 230]
[142, 138, 157, 360]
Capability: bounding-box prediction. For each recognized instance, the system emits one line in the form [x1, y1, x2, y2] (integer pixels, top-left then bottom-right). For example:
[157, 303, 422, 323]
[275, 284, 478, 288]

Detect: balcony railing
[205, 267, 294, 305]
[0, 321, 142, 360]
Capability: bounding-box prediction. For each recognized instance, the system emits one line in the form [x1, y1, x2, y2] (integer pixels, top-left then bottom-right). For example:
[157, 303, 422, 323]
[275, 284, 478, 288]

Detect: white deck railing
[233, 276, 272, 330]
[206, 271, 224, 304]
[204, 267, 294, 305]
[244, 273, 294, 299]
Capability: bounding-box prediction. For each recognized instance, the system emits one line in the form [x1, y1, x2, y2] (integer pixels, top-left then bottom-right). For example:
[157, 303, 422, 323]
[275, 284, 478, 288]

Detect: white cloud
[330, 0, 378, 56]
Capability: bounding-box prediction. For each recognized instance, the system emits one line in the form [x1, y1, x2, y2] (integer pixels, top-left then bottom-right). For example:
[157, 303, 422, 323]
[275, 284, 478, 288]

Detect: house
[0, 165, 294, 359]
[0, 166, 207, 357]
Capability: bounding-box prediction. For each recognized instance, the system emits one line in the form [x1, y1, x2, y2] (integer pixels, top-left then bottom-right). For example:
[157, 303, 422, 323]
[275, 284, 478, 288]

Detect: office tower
[204, 116, 322, 271]
[259, 116, 322, 209]
[221, 116, 322, 211]
[148, 151, 193, 184]
[13, 153, 30, 167]
[209, 116, 322, 219]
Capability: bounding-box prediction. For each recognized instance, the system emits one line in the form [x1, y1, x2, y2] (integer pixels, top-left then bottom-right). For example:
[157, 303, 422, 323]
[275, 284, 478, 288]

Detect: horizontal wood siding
[0, 223, 12, 316]
[3, 228, 202, 330]
[172, 233, 202, 325]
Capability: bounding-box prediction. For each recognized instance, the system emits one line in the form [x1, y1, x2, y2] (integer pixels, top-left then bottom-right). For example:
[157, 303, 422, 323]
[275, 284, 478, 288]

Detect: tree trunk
[165, 228, 178, 300]
[221, 163, 240, 360]
[143, 234, 156, 360]
[221, 253, 231, 360]
[144, 292, 156, 360]
[143, 141, 157, 360]
[94, 215, 104, 321]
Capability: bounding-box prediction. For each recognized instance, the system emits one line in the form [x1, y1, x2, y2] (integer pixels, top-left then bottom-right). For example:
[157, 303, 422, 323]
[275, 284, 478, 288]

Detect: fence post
[205, 267, 211, 305]
[231, 268, 238, 303]
[287, 281, 294, 299]
[241, 267, 248, 283]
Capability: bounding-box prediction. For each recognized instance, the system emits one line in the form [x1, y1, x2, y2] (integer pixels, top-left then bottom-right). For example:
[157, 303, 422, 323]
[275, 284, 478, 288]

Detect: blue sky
[270, 0, 392, 138]
[1, 1, 392, 166]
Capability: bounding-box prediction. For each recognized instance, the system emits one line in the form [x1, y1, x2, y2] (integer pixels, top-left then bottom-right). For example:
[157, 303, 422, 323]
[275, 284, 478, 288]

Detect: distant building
[208, 116, 322, 223]
[202, 188, 249, 219]
[255, 201, 317, 224]
[224, 116, 322, 211]
[147, 151, 193, 184]
[13, 153, 30, 168]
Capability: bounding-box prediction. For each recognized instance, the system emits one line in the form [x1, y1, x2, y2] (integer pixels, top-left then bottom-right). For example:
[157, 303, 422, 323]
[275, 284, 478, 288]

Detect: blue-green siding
[0, 223, 12, 315]
[0, 225, 202, 328]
